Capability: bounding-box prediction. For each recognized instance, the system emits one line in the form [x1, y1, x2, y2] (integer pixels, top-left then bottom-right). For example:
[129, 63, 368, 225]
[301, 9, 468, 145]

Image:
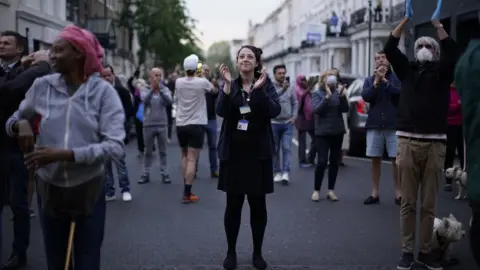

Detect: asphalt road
[1, 134, 474, 270]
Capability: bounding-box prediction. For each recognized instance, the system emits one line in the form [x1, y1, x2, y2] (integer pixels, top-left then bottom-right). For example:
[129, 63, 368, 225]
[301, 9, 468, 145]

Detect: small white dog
[430, 214, 465, 265]
[445, 166, 467, 200]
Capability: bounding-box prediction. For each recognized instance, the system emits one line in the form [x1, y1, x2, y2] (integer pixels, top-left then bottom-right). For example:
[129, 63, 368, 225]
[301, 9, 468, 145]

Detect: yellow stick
[64, 221, 76, 270]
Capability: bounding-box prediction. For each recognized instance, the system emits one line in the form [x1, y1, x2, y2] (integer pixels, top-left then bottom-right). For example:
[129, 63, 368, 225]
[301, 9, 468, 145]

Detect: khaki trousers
[397, 137, 446, 254]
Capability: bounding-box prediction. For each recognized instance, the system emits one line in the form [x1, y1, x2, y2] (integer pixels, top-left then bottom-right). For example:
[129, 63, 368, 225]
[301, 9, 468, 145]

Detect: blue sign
[307, 33, 322, 41]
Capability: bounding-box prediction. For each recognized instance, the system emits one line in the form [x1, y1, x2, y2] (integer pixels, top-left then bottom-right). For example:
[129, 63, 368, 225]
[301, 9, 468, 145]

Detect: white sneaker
[105, 195, 116, 201]
[122, 192, 132, 202]
[274, 173, 282, 182]
[281, 172, 289, 182]
[311, 191, 320, 202]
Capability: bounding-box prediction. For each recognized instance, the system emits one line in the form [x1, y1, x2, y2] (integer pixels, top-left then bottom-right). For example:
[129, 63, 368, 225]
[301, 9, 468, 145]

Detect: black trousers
[166, 105, 173, 139]
[445, 125, 464, 185]
[314, 135, 343, 191]
[134, 118, 144, 153]
[471, 205, 480, 267]
[224, 193, 267, 254]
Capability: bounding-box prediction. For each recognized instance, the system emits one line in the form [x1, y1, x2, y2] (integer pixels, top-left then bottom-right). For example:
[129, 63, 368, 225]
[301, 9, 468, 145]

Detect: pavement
[1, 132, 474, 270]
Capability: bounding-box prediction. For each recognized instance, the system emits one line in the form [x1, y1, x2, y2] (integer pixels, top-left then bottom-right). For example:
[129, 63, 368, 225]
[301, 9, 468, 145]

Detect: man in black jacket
[0, 31, 52, 270]
[101, 65, 134, 202]
[384, 17, 456, 270]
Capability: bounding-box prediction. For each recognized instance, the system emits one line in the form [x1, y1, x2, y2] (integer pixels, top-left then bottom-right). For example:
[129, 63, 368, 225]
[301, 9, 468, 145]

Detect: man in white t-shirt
[174, 54, 216, 203]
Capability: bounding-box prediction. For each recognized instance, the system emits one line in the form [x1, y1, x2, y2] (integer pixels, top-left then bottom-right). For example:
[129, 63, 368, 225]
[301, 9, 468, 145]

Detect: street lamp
[368, 0, 372, 73]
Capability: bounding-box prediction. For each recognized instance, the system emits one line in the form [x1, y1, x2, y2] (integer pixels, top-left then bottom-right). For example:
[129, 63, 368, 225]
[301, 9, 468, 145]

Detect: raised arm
[249, 77, 281, 119]
[433, 20, 457, 85]
[312, 89, 329, 115]
[216, 82, 231, 119]
[383, 18, 410, 80]
[160, 87, 173, 106]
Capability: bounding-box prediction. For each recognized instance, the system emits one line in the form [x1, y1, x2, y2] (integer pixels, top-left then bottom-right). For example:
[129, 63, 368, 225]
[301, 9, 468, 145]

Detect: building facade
[0, 0, 70, 53]
[249, 0, 408, 78]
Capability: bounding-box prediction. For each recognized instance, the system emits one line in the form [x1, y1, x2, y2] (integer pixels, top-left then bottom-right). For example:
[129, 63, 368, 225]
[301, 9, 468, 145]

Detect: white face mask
[326, 75, 337, 85]
[416, 47, 434, 62]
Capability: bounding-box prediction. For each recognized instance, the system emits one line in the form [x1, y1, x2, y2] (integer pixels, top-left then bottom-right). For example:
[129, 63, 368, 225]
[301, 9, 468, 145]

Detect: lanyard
[241, 83, 254, 103]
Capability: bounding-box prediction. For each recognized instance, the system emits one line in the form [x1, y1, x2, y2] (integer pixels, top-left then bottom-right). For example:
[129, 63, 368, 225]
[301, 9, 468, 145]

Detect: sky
[185, 0, 282, 51]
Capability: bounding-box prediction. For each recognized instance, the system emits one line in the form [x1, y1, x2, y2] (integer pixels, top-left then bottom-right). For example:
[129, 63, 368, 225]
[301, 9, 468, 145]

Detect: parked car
[345, 78, 368, 157]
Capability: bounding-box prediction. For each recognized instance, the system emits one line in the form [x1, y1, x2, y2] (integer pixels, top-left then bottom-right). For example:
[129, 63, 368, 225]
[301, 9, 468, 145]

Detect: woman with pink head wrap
[6, 24, 125, 269]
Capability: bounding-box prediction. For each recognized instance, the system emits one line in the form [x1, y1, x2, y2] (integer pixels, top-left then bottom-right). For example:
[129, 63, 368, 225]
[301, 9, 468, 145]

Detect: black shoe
[395, 197, 402, 206]
[2, 253, 26, 270]
[162, 174, 171, 184]
[397, 252, 414, 270]
[252, 253, 267, 269]
[417, 252, 443, 270]
[138, 175, 150, 184]
[363, 196, 380, 205]
[222, 253, 237, 270]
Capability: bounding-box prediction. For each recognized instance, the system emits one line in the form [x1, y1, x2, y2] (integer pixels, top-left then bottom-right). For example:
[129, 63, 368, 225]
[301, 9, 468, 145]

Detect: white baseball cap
[183, 54, 199, 71]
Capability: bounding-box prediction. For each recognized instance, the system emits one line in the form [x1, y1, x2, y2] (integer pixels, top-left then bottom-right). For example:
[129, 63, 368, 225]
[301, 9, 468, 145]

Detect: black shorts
[176, 124, 205, 149]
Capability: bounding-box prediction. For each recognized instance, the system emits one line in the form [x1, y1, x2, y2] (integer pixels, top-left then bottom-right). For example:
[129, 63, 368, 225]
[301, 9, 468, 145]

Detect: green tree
[117, 0, 203, 70]
[205, 41, 235, 78]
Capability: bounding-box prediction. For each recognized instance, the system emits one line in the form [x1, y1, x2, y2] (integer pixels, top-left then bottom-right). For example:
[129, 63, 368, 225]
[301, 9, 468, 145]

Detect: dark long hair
[236, 45, 263, 79]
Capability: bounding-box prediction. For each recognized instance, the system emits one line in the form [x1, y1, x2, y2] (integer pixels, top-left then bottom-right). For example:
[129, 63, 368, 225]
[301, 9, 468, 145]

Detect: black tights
[224, 193, 267, 254]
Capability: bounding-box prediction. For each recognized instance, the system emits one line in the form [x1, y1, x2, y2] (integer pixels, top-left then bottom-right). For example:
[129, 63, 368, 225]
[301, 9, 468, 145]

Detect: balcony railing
[391, 2, 406, 23]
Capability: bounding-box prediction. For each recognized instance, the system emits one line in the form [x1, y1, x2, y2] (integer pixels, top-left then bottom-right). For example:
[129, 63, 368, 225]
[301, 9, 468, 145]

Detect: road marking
[291, 138, 391, 164]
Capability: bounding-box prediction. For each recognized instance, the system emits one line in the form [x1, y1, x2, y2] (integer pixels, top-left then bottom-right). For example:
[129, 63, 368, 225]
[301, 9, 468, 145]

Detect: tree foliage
[117, 0, 203, 71]
[205, 41, 235, 78]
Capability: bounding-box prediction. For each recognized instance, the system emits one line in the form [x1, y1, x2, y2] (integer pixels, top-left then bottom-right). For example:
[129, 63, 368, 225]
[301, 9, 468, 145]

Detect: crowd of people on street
[0, 3, 479, 270]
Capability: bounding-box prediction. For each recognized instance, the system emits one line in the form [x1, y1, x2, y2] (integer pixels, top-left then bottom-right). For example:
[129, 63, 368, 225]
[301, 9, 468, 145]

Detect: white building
[249, 0, 407, 78]
[0, 0, 70, 52]
[229, 39, 245, 64]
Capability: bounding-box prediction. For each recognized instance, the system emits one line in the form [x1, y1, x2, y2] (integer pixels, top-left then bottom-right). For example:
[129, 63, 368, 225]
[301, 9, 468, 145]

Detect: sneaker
[273, 173, 282, 182]
[363, 196, 380, 205]
[417, 252, 443, 270]
[326, 190, 338, 201]
[183, 193, 199, 204]
[122, 192, 132, 202]
[162, 174, 171, 184]
[211, 171, 219, 178]
[397, 252, 414, 270]
[105, 195, 116, 201]
[138, 174, 150, 184]
[281, 172, 289, 185]
[311, 191, 320, 202]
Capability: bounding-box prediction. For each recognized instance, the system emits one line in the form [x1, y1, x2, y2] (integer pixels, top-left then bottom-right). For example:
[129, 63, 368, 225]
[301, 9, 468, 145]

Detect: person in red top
[444, 82, 464, 191]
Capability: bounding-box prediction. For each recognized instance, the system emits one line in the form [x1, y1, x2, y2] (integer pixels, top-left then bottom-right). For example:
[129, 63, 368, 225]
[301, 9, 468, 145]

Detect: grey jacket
[6, 73, 125, 188]
[271, 82, 298, 124]
[141, 86, 172, 127]
[312, 87, 349, 136]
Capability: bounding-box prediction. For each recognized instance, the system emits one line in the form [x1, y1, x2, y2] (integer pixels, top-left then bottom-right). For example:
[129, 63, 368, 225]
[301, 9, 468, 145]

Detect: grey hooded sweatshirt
[6, 73, 125, 188]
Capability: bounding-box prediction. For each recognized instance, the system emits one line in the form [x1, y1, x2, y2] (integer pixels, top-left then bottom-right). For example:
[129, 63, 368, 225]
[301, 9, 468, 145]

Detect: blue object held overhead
[432, 0, 442, 20]
[405, 0, 413, 18]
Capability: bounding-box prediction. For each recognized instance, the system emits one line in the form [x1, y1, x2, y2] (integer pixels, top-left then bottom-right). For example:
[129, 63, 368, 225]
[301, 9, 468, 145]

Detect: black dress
[217, 90, 274, 195]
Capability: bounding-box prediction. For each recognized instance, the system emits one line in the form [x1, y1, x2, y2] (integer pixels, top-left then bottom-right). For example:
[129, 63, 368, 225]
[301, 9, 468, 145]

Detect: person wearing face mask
[310, 70, 349, 202]
[216, 45, 280, 270]
[383, 14, 456, 270]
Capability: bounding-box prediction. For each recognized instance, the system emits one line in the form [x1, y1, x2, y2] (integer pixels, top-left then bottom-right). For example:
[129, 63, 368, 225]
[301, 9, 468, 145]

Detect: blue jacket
[216, 76, 281, 160]
[312, 87, 349, 136]
[361, 72, 400, 129]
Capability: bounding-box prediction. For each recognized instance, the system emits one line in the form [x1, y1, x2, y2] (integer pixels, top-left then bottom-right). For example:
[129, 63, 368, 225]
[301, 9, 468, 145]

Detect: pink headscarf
[58, 24, 104, 78]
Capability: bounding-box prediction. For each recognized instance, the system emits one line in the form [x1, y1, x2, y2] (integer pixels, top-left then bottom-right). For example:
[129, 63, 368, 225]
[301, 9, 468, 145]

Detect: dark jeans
[134, 118, 144, 153]
[166, 105, 173, 140]
[298, 129, 316, 164]
[7, 150, 30, 256]
[471, 205, 480, 267]
[314, 135, 343, 191]
[205, 119, 218, 173]
[105, 156, 130, 196]
[38, 186, 106, 270]
[445, 125, 464, 184]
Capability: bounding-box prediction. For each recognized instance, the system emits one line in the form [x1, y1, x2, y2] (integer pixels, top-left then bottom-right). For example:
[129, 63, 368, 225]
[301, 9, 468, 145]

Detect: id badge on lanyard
[238, 87, 252, 131]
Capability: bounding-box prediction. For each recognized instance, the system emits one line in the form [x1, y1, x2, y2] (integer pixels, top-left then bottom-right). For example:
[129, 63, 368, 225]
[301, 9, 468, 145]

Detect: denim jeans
[205, 119, 218, 173]
[105, 156, 130, 196]
[272, 123, 293, 173]
[38, 186, 106, 270]
[7, 151, 30, 256]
